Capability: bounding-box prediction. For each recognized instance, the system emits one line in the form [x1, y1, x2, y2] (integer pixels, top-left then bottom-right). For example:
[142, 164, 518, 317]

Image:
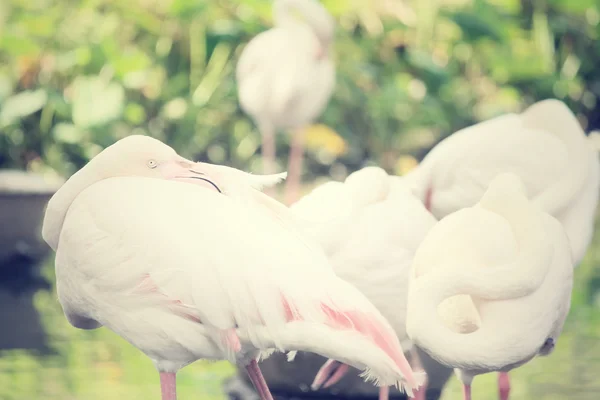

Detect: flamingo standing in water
[290, 167, 443, 400]
[406, 173, 574, 400]
[236, 0, 335, 204]
[402, 99, 599, 399]
[41, 135, 424, 400]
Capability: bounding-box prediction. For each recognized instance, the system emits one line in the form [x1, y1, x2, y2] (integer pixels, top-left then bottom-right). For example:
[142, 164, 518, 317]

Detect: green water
[2, 237, 599, 400]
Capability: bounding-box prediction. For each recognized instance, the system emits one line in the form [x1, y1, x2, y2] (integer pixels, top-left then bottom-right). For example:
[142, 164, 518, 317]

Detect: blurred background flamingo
[236, 0, 335, 204]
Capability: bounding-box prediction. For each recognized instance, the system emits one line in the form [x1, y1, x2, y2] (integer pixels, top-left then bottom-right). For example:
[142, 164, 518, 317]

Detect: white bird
[290, 167, 439, 400]
[405, 173, 574, 400]
[41, 135, 424, 400]
[402, 99, 599, 399]
[236, 0, 336, 204]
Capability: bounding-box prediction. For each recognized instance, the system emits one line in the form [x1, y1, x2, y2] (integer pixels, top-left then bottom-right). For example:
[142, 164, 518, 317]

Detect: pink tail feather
[282, 296, 418, 388]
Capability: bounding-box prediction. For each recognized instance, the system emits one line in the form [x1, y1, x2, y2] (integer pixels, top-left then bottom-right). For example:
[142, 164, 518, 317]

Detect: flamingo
[402, 99, 599, 399]
[41, 135, 425, 400]
[405, 173, 574, 400]
[236, 0, 335, 204]
[289, 167, 443, 400]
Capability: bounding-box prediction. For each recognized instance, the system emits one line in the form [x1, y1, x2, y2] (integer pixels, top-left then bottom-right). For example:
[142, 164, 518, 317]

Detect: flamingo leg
[379, 386, 390, 400]
[260, 123, 277, 197]
[284, 128, 306, 205]
[245, 359, 274, 400]
[159, 372, 177, 400]
[410, 348, 427, 400]
[463, 384, 472, 400]
[498, 372, 510, 400]
[311, 359, 350, 390]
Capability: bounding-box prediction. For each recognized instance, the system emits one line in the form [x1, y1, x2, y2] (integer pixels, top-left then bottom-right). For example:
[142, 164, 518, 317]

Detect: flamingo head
[42, 135, 219, 251]
[94, 135, 221, 192]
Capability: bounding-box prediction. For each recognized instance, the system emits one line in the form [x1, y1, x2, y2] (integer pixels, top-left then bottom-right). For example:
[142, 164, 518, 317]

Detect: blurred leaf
[71, 76, 124, 129]
[447, 10, 505, 42]
[112, 49, 152, 79]
[0, 89, 47, 126]
[304, 124, 348, 158]
[169, 0, 208, 19]
[0, 34, 40, 56]
[548, 0, 598, 15]
[52, 123, 83, 144]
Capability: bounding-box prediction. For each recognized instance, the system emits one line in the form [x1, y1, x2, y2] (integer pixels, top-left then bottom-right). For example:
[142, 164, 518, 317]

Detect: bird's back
[420, 113, 567, 219]
[292, 169, 437, 345]
[416, 100, 598, 265]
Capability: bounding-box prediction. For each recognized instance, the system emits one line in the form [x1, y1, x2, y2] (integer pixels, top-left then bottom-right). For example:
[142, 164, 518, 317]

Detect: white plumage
[290, 167, 438, 399]
[42, 135, 423, 400]
[404, 99, 599, 266]
[236, 0, 336, 203]
[405, 173, 574, 400]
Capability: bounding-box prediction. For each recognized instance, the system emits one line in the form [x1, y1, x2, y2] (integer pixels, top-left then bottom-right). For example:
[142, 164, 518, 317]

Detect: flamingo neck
[273, 0, 334, 49]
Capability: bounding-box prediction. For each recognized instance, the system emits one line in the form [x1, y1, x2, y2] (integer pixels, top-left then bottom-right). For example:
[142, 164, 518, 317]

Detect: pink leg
[410, 349, 427, 400]
[260, 124, 276, 197]
[284, 128, 305, 205]
[245, 359, 274, 400]
[463, 384, 472, 400]
[498, 372, 510, 400]
[311, 359, 350, 390]
[159, 372, 177, 400]
[379, 386, 390, 400]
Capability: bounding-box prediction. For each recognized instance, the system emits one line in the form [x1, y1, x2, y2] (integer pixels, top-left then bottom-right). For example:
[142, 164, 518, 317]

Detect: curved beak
[159, 157, 222, 193]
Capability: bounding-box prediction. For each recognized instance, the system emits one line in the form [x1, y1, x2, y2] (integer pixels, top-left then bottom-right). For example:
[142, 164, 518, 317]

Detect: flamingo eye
[147, 159, 158, 169]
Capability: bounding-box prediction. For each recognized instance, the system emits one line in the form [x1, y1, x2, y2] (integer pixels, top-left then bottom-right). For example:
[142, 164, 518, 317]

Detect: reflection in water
[0, 245, 599, 400]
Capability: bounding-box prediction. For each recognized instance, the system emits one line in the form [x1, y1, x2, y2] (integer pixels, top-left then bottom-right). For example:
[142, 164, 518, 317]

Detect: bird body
[406, 173, 574, 400]
[404, 99, 599, 266]
[236, 0, 336, 203]
[43, 136, 422, 400]
[292, 167, 437, 348]
[237, 25, 334, 131]
[291, 167, 438, 398]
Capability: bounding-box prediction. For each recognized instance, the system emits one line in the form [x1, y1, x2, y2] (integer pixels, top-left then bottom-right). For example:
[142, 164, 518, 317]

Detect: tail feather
[278, 295, 422, 394]
[239, 321, 424, 395]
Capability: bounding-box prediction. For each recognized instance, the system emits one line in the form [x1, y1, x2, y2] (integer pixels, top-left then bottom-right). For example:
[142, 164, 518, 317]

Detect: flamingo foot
[411, 384, 427, 400]
[159, 372, 177, 400]
[498, 372, 510, 400]
[245, 359, 274, 400]
[311, 359, 350, 390]
[379, 386, 390, 400]
[463, 384, 472, 400]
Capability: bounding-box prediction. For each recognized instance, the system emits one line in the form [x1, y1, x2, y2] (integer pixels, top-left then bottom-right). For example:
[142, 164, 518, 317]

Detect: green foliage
[0, 0, 598, 179]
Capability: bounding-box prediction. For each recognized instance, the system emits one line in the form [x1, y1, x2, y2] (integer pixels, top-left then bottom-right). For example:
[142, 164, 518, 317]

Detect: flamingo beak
[159, 157, 222, 193]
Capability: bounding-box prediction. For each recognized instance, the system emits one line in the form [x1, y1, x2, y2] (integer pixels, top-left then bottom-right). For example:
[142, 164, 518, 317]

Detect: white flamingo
[41, 135, 424, 400]
[402, 99, 599, 399]
[405, 173, 574, 400]
[236, 0, 335, 204]
[289, 167, 441, 400]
